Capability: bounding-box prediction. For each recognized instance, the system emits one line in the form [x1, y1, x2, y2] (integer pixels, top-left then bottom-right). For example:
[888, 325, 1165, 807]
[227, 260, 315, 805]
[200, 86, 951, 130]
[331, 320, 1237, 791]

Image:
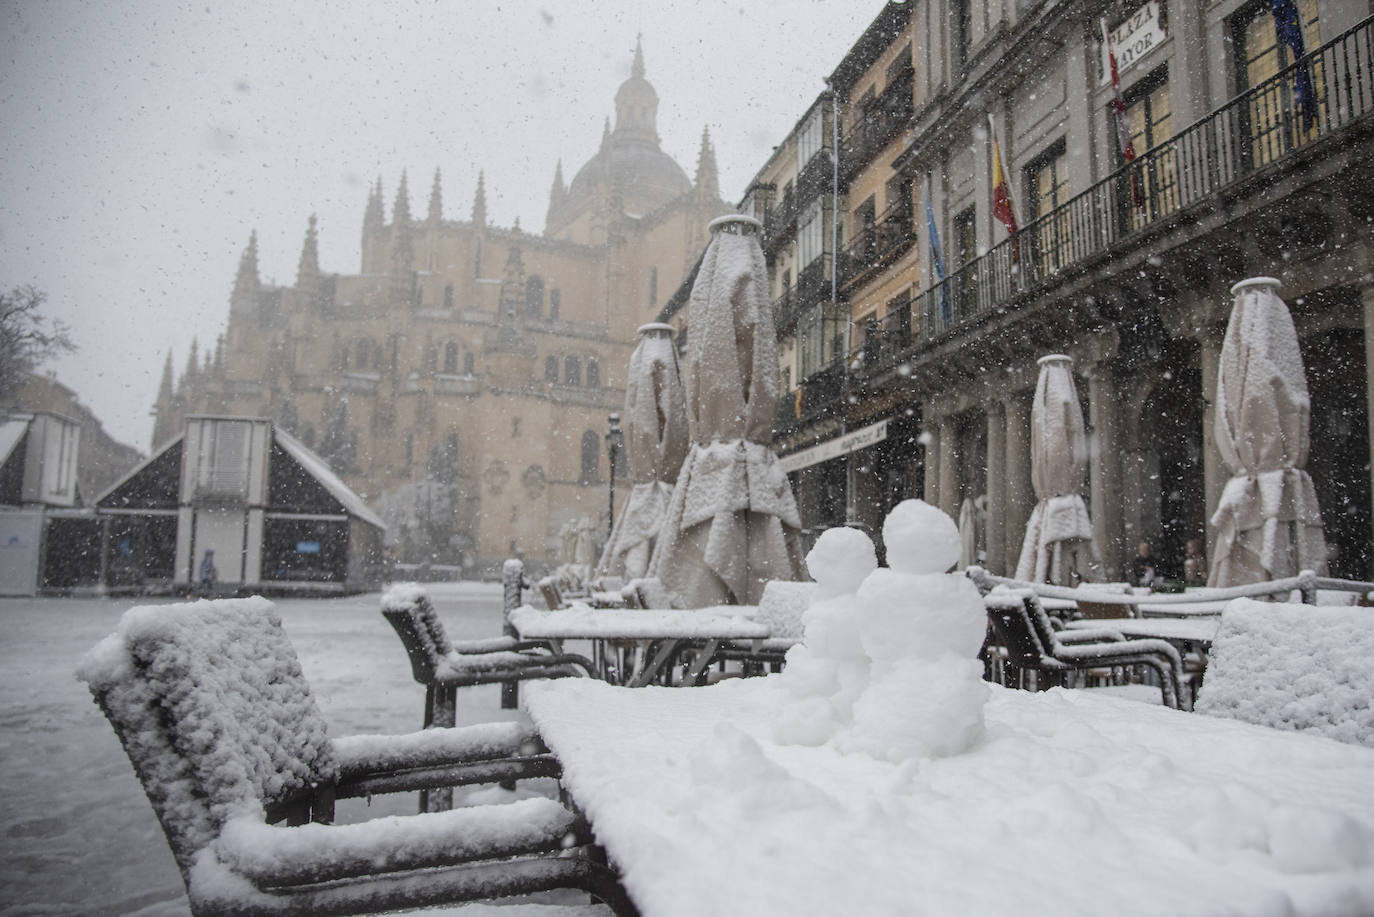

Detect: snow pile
[751, 579, 817, 640]
[1196, 598, 1374, 746]
[775, 500, 988, 760]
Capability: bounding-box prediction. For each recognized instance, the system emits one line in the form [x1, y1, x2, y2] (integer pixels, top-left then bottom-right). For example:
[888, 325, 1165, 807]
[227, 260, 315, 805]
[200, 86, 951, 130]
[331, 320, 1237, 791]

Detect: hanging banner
[779, 419, 889, 474]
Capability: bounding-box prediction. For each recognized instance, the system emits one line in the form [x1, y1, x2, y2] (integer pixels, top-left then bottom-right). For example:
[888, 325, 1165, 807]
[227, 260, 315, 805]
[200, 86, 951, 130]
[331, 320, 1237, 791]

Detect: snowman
[841, 499, 989, 761]
[773, 525, 876, 746]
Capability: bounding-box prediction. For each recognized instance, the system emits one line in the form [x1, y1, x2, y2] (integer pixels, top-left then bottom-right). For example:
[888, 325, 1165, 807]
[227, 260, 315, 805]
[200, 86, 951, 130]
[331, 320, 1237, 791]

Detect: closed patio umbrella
[1208, 277, 1326, 586]
[649, 215, 805, 606]
[1015, 354, 1101, 584]
[595, 323, 690, 580]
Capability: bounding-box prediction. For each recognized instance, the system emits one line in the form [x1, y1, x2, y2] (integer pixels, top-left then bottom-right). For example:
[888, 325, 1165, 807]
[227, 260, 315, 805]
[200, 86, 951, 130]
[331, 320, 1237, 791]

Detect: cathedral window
[580, 430, 600, 484]
[587, 359, 600, 389]
[526, 275, 545, 318]
[549, 289, 561, 320]
[544, 356, 559, 382]
[565, 355, 582, 387]
[444, 342, 459, 374]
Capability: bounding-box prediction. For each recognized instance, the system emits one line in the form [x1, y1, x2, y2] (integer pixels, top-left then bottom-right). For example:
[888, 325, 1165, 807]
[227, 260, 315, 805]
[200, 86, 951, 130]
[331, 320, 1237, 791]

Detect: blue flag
[1272, 0, 1318, 131]
[925, 194, 951, 323]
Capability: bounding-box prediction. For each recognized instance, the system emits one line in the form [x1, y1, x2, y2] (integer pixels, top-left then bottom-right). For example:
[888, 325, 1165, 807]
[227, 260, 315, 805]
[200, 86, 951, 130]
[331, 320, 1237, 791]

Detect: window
[544, 355, 559, 382]
[781, 365, 791, 391]
[549, 288, 561, 320]
[444, 341, 459, 374]
[797, 106, 824, 170]
[1120, 69, 1175, 230]
[852, 196, 877, 261]
[587, 359, 600, 389]
[1236, 0, 1322, 168]
[565, 355, 581, 387]
[356, 339, 369, 370]
[443, 284, 454, 309]
[463, 351, 475, 375]
[952, 206, 979, 317]
[798, 202, 824, 269]
[526, 275, 544, 318]
[424, 345, 437, 373]
[404, 433, 413, 467]
[580, 430, 599, 484]
[339, 347, 350, 371]
[1025, 141, 1071, 276]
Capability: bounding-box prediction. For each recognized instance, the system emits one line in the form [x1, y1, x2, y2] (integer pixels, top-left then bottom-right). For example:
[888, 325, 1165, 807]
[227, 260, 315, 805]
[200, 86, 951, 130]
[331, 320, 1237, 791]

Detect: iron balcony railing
[842, 70, 915, 179]
[847, 303, 913, 372]
[842, 197, 916, 290]
[910, 14, 1374, 358]
[776, 360, 845, 436]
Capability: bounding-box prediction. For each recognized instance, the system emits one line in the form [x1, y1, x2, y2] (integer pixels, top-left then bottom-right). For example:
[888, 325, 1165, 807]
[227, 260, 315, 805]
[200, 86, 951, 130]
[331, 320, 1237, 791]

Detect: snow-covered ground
[0, 583, 529, 917]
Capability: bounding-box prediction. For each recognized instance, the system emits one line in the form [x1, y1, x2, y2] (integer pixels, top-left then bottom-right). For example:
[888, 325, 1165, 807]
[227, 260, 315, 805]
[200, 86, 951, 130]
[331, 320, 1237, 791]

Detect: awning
[778, 419, 889, 474]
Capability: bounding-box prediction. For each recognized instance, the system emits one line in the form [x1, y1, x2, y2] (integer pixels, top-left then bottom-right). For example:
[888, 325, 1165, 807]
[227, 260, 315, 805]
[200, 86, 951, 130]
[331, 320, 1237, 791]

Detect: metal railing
[842, 197, 916, 289]
[776, 361, 845, 435]
[914, 15, 1374, 350]
[842, 71, 915, 177]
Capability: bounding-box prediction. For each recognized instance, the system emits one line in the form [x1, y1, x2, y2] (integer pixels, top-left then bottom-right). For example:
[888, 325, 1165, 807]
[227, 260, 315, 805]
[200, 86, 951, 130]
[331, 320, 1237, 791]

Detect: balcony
[775, 361, 844, 437]
[910, 16, 1374, 350]
[841, 198, 916, 292]
[847, 305, 913, 379]
[841, 71, 914, 181]
[763, 187, 799, 253]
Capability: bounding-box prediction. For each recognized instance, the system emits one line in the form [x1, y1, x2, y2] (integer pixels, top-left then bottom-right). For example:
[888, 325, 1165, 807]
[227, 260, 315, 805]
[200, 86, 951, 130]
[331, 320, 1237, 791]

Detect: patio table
[507, 604, 769, 687]
[523, 677, 1374, 916]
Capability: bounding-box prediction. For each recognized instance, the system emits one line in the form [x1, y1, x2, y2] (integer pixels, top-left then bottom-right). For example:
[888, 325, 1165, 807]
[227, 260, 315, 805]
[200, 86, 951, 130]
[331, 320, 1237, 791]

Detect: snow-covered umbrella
[649, 215, 805, 606]
[957, 497, 978, 570]
[595, 323, 689, 580]
[1208, 277, 1326, 586]
[1015, 354, 1101, 584]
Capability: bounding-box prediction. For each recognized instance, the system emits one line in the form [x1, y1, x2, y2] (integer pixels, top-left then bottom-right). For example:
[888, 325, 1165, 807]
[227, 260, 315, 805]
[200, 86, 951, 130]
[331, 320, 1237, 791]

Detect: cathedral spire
[545, 159, 566, 233]
[157, 350, 174, 403]
[428, 168, 443, 224]
[391, 170, 413, 272]
[232, 230, 260, 310]
[363, 177, 384, 233]
[694, 126, 719, 201]
[296, 214, 319, 288]
[183, 337, 200, 387]
[632, 33, 645, 80]
[472, 171, 487, 228]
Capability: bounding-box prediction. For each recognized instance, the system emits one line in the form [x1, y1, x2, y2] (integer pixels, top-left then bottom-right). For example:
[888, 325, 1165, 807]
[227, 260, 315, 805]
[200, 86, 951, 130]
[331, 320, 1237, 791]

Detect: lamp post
[605, 412, 624, 540]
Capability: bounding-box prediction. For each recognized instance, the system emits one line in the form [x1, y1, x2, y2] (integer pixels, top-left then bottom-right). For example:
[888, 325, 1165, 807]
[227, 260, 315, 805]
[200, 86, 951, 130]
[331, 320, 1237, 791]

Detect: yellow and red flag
[988, 115, 1020, 280]
[1103, 19, 1144, 209]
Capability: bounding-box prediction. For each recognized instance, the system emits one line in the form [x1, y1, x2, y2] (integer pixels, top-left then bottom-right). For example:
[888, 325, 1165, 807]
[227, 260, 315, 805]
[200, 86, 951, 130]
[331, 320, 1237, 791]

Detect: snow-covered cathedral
[151, 41, 730, 573]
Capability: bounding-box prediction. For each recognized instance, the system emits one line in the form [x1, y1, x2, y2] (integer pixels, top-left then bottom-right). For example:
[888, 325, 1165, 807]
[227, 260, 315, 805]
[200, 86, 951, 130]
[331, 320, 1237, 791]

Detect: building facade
[663, 0, 1374, 580]
[153, 43, 730, 575]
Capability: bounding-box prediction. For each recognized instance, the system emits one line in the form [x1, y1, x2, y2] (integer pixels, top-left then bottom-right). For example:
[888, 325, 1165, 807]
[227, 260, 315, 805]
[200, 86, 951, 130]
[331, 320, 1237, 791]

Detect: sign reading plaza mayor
[779, 419, 889, 474]
[1098, 1, 1165, 86]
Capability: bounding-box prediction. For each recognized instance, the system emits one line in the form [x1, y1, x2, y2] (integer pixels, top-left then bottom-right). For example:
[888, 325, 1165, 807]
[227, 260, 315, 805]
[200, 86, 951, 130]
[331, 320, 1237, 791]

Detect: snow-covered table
[507, 604, 769, 687]
[524, 676, 1374, 916]
[1063, 616, 1221, 648]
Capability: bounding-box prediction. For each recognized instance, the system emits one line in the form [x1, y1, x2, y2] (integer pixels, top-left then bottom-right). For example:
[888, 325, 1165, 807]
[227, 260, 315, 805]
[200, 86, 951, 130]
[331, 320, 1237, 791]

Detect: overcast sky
[0, 0, 886, 453]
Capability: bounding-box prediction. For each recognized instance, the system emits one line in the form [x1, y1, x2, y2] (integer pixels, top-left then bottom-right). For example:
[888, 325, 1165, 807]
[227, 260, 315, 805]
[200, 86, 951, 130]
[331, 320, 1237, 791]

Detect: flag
[925, 192, 951, 322]
[1103, 18, 1144, 210]
[1272, 0, 1318, 132]
[988, 115, 1020, 282]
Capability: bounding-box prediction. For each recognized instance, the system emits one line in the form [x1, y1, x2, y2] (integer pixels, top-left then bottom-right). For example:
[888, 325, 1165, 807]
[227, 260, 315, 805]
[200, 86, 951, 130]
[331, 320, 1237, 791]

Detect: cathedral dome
[559, 39, 692, 221]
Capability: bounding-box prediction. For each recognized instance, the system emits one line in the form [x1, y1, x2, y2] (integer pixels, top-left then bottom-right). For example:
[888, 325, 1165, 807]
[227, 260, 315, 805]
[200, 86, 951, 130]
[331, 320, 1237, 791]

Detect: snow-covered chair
[983, 589, 1188, 710]
[77, 597, 635, 917]
[381, 584, 593, 732]
[1195, 599, 1374, 747]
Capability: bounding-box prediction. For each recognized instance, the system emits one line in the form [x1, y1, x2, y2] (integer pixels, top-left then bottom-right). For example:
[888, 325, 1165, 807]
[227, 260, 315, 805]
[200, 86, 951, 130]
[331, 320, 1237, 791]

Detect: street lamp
[605, 412, 624, 540]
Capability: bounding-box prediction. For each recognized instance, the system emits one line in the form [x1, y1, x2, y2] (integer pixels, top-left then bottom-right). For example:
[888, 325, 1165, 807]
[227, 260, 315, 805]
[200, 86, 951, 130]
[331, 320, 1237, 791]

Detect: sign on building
[1099, 1, 1165, 85]
[780, 419, 889, 474]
